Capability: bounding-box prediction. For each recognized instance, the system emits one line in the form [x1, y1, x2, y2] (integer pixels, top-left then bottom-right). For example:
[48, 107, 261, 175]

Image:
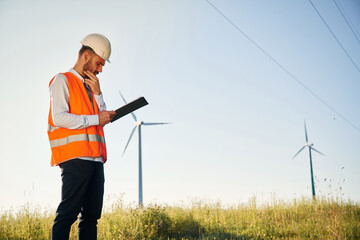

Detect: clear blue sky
[0, 0, 359, 211]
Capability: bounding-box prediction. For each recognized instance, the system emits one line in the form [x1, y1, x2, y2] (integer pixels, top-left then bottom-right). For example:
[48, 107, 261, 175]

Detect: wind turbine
[292, 121, 325, 198]
[119, 91, 170, 206]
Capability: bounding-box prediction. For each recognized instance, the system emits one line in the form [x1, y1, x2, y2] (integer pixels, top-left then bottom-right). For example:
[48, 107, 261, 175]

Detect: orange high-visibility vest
[47, 72, 107, 166]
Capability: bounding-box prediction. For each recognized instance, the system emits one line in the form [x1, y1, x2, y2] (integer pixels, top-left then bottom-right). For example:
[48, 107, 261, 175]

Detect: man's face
[83, 52, 106, 76]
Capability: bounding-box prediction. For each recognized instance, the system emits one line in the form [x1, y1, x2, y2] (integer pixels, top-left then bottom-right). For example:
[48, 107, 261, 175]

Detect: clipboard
[110, 97, 148, 123]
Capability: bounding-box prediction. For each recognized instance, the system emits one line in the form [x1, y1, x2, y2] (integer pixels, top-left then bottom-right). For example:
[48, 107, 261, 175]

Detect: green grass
[0, 196, 359, 239]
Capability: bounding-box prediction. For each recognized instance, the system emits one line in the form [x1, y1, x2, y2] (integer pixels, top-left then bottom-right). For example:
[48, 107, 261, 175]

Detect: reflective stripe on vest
[49, 133, 106, 148]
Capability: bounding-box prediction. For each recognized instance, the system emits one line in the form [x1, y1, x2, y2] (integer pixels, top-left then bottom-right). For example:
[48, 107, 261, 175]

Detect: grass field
[0, 196, 359, 239]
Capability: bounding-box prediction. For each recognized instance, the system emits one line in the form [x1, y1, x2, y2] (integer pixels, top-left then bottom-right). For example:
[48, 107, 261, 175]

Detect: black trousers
[51, 159, 105, 240]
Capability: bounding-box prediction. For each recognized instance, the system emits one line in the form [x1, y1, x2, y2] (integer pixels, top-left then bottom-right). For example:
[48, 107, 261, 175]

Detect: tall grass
[0, 196, 359, 239]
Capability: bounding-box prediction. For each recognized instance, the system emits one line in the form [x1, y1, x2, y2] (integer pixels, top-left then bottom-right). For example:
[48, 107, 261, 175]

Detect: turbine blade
[292, 146, 306, 159]
[130, 112, 138, 122]
[118, 91, 137, 122]
[118, 90, 128, 104]
[311, 147, 325, 157]
[304, 120, 308, 143]
[142, 122, 171, 126]
[122, 126, 137, 156]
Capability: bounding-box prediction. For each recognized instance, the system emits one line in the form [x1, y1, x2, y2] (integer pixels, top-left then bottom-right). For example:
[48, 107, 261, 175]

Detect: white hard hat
[80, 33, 111, 63]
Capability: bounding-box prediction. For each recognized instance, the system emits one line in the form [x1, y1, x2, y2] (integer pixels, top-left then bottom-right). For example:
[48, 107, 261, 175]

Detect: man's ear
[83, 51, 90, 62]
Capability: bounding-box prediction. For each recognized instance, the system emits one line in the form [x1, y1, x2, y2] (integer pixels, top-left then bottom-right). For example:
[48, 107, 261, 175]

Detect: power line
[308, 0, 360, 74]
[333, 0, 360, 45]
[205, 0, 360, 133]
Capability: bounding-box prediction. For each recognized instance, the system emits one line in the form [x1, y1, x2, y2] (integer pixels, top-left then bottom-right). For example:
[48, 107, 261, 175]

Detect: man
[47, 33, 116, 240]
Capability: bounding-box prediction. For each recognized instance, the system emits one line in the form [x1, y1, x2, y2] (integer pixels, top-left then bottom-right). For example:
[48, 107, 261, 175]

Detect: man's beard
[83, 59, 99, 75]
[83, 60, 92, 74]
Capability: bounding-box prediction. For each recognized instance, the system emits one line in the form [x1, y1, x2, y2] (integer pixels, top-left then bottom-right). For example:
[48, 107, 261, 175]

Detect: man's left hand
[84, 70, 101, 95]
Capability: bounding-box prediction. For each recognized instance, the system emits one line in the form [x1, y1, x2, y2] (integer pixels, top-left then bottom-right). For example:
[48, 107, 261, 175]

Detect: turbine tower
[292, 121, 325, 198]
[119, 91, 170, 206]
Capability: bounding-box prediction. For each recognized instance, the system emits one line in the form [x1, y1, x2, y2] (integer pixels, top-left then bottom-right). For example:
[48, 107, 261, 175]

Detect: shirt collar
[69, 68, 85, 83]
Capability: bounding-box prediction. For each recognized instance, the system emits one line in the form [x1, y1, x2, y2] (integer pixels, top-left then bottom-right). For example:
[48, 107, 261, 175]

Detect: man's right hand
[99, 110, 116, 126]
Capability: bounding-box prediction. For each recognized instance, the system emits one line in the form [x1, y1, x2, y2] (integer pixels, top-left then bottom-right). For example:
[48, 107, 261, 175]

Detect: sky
[0, 0, 359, 212]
